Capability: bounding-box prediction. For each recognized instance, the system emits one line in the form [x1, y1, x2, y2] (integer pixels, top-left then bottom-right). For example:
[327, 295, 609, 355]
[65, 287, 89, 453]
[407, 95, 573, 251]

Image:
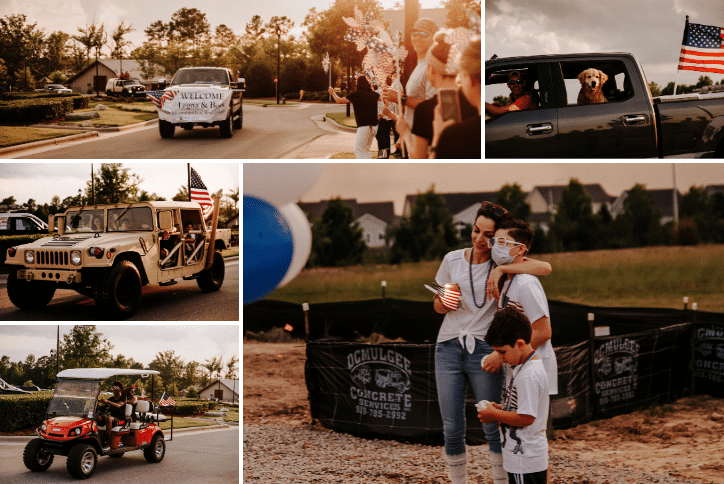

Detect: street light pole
[276, 27, 281, 105]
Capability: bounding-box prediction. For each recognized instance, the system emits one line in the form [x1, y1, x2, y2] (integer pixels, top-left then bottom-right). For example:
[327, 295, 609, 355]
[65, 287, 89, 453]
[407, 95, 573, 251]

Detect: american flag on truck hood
[147, 89, 178, 109]
[190, 167, 214, 219]
[678, 20, 724, 75]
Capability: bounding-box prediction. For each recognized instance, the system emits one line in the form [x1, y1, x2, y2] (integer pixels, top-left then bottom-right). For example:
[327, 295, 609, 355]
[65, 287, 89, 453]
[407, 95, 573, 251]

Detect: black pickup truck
[485, 52, 724, 158]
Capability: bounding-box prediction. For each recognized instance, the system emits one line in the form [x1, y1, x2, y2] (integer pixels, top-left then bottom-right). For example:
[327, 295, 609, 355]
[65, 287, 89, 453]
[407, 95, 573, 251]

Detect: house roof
[531, 183, 614, 207]
[65, 58, 165, 84]
[299, 199, 396, 225]
[200, 379, 239, 394]
[404, 192, 497, 216]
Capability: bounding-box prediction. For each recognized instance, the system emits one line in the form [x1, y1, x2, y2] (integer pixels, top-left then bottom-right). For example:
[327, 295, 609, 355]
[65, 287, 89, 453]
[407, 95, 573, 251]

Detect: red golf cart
[23, 368, 172, 479]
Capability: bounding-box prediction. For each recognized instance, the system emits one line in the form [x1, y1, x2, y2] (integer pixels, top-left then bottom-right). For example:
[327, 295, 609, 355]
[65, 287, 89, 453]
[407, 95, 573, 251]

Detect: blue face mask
[491, 245, 516, 266]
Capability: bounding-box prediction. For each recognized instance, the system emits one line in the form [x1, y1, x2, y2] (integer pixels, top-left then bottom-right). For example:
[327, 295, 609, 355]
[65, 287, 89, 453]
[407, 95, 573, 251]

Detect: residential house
[300, 199, 397, 249]
[199, 379, 239, 403]
[403, 192, 497, 238]
[65, 58, 165, 94]
[611, 188, 683, 225]
[526, 183, 615, 232]
[704, 184, 724, 197]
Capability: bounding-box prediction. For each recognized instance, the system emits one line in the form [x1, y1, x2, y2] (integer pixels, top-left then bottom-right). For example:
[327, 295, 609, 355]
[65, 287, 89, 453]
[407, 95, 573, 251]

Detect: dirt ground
[243, 341, 724, 484]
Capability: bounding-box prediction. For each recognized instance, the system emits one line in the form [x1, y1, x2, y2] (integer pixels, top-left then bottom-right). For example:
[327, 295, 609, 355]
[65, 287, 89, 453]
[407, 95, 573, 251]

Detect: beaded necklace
[469, 247, 493, 308]
[503, 350, 536, 412]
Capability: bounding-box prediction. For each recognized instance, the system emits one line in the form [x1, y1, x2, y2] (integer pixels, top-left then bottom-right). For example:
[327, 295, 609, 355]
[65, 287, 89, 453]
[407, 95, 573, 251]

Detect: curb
[0, 131, 99, 156]
[322, 115, 357, 133]
[29, 118, 159, 133]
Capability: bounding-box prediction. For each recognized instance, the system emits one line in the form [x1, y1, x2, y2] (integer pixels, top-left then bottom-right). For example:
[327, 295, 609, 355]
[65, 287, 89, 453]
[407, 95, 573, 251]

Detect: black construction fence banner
[248, 298, 724, 445]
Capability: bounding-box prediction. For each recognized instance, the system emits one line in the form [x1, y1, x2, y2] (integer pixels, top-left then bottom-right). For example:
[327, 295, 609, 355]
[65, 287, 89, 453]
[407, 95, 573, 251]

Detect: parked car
[485, 52, 724, 158]
[44, 84, 73, 94]
[0, 377, 31, 394]
[105, 78, 147, 97]
[5, 200, 225, 318]
[0, 212, 47, 235]
[151, 67, 243, 138]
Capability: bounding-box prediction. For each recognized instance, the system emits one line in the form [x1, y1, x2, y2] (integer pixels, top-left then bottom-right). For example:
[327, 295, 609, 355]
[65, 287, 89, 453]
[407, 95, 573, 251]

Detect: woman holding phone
[433, 202, 551, 484]
[431, 36, 481, 159]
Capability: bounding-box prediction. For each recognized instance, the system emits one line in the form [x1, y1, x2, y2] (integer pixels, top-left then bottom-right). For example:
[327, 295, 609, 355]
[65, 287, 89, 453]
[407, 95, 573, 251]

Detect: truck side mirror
[158, 211, 174, 231]
[238, 78, 245, 91]
[48, 215, 55, 233]
[56, 215, 65, 236]
[159, 79, 166, 89]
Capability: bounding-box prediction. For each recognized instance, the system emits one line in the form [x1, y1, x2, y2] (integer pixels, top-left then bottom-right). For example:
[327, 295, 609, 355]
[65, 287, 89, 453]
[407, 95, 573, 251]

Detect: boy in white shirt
[478, 307, 549, 484]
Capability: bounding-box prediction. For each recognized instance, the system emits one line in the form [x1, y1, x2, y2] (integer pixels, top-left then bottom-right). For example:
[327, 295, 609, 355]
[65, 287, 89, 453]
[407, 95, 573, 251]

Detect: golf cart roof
[57, 368, 160, 380]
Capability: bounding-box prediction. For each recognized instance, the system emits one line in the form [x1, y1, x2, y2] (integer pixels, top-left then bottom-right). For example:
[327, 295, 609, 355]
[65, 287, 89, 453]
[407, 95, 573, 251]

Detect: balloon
[277, 203, 312, 288]
[243, 195, 293, 305]
[243, 163, 325, 207]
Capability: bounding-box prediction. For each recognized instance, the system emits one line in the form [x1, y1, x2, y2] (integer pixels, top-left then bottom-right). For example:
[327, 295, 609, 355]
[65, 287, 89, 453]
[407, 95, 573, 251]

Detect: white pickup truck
[150, 67, 243, 138]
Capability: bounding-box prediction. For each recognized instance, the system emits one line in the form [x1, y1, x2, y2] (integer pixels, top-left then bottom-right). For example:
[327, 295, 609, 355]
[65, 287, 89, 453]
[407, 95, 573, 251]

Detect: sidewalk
[290, 115, 357, 159]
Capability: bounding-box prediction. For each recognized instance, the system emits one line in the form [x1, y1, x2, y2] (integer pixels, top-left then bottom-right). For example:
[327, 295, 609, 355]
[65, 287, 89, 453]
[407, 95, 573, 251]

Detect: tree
[224, 355, 238, 379]
[549, 179, 600, 251]
[280, 57, 306, 95]
[48, 70, 67, 84]
[615, 184, 662, 247]
[173, 186, 189, 201]
[308, 198, 367, 267]
[43, 31, 71, 75]
[442, 0, 482, 29]
[73, 23, 103, 66]
[648, 81, 661, 97]
[0, 58, 7, 91]
[696, 76, 712, 88]
[87, 163, 141, 204]
[171, 8, 210, 51]
[0, 14, 43, 90]
[389, 188, 459, 263]
[150, 350, 183, 395]
[13, 66, 35, 91]
[1, 196, 16, 206]
[110, 22, 134, 59]
[243, 59, 275, 97]
[494, 183, 531, 221]
[202, 356, 223, 385]
[59, 326, 113, 371]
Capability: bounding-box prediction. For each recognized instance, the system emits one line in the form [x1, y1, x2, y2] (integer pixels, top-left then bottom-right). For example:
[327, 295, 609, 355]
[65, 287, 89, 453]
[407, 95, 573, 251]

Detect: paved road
[12, 102, 352, 159]
[0, 426, 238, 483]
[0, 258, 239, 321]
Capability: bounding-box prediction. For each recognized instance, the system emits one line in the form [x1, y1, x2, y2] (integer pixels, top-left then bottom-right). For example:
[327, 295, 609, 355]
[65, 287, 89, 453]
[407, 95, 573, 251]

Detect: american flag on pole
[190, 167, 214, 219]
[322, 52, 329, 74]
[159, 392, 176, 407]
[678, 20, 724, 75]
[146, 89, 178, 109]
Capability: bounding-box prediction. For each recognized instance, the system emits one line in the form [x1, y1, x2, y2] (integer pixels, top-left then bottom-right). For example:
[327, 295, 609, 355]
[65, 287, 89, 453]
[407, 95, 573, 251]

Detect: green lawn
[0, 126, 78, 148]
[265, 245, 724, 313]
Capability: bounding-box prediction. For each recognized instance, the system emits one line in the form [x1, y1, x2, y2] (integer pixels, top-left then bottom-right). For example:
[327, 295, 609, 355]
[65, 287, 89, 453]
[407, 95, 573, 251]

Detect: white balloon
[243, 163, 325, 207]
[277, 203, 312, 288]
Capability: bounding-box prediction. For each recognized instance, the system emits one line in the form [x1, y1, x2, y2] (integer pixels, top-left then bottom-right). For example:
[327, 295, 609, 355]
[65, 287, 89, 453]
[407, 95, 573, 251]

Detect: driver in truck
[485, 71, 539, 116]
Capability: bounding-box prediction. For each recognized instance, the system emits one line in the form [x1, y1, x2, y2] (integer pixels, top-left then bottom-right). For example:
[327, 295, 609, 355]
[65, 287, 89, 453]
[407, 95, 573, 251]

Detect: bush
[173, 399, 216, 415]
[0, 233, 54, 264]
[0, 392, 53, 432]
[243, 60, 275, 98]
[0, 96, 75, 122]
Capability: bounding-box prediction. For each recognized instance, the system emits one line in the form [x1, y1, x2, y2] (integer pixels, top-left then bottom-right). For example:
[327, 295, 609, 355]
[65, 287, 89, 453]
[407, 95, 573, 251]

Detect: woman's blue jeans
[435, 337, 504, 457]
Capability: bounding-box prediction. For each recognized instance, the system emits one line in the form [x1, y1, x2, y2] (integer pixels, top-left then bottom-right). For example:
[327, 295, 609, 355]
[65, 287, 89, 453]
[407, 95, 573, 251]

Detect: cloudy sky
[485, 0, 723, 90]
[0, 162, 238, 207]
[299, 162, 724, 215]
[0, 324, 239, 368]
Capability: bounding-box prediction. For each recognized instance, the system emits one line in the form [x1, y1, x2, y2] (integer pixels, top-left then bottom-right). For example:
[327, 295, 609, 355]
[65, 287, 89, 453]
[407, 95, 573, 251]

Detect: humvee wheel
[197, 251, 225, 292]
[159, 120, 175, 138]
[7, 269, 56, 309]
[67, 444, 97, 479]
[23, 438, 54, 472]
[95, 261, 142, 317]
[143, 433, 165, 463]
[219, 110, 233, 138]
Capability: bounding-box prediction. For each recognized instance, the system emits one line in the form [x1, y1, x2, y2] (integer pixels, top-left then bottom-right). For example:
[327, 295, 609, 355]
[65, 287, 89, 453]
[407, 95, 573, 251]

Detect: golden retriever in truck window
[577, 68, 609, 104]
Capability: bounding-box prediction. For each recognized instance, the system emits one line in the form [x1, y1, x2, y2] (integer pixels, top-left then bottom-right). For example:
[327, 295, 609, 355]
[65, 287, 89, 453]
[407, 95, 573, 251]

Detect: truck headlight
[24, 250, 34, 264]
[70, 250, 82, 265]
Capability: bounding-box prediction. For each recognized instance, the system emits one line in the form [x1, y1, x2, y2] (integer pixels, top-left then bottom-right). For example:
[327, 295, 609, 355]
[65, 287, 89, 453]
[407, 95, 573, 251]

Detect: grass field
[265, 244, 724, 313]
[0, 126, 77, 148]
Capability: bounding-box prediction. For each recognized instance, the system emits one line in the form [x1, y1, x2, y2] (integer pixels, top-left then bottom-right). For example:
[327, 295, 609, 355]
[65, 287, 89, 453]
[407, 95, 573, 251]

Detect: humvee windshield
[65, 209, 105, 233]
[108, 207, 154, 232]
[48, 379, 100, 418]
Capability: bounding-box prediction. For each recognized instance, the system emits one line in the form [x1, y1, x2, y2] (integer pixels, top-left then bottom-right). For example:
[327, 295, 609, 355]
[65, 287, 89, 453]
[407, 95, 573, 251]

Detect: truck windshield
[171, 69, 229, 86]
[48, 379, 100, 418]
[65, 209, 105, 233]
[108, 206, 154, 232]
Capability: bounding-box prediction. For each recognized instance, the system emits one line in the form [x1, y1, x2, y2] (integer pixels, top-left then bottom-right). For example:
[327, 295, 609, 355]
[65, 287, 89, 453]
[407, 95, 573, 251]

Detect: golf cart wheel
[219, 110, 233, 138]
[197, 251, 225, 292]
[23, 438, 54, 472]
[159, 120, 175, 138]
[7, 268, 56, 310]
[67, 444, 98, 479]
[144, 433, 165, 463]
[94, 260, 142, 318]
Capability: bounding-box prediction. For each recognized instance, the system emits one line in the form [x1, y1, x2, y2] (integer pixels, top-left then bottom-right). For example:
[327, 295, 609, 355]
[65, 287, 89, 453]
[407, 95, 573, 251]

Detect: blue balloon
[243, 196, 293, 304]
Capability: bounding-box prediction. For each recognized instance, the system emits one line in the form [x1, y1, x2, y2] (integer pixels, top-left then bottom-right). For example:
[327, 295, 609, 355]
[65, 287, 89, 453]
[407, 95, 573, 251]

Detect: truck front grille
[37, 250, 69, 267]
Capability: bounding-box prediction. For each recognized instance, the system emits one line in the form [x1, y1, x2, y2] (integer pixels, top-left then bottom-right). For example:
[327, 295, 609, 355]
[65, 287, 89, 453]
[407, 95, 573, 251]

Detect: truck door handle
[623, 114, 646, 125]
[526, 124, 553, 135]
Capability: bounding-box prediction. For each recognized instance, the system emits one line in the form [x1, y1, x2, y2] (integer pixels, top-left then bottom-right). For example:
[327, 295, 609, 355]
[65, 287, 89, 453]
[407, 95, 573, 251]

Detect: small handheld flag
[159, 392, 176, 407]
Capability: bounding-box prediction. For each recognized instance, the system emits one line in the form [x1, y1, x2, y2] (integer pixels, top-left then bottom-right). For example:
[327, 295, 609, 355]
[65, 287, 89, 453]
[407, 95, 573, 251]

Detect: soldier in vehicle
[485, 71, 539, 116]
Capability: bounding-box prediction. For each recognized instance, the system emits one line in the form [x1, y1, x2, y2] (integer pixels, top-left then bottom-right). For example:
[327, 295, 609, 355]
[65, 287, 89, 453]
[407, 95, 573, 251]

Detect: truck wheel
[7, 269, 56, 309]
[219, 110, 233, 138]
[233, 107, 242, 129]
[106, 90, 112, 96]
[66, 444, 97, 479]
[159, 120, 175, 138]
[197, 251, 225, 292]
[143, 433, 165, 463]
[23, 438, 54, 472]
[95, 261, 142, 317]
